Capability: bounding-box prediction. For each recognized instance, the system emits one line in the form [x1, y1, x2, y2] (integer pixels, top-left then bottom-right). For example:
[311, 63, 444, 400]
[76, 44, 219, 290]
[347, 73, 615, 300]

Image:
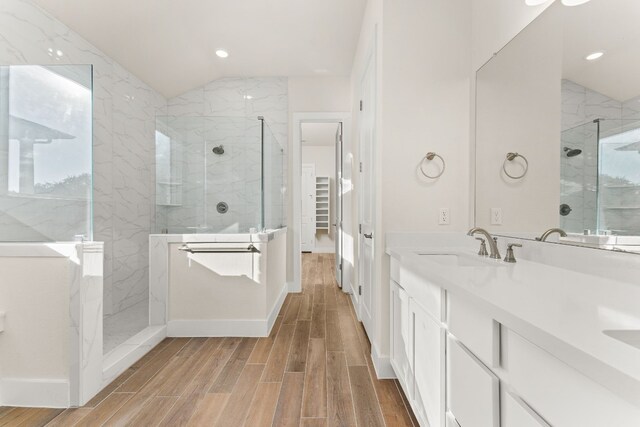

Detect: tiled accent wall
[561, 79, 640, 234]
[0, 0, 166, 315]
[161, 77, 288, 233]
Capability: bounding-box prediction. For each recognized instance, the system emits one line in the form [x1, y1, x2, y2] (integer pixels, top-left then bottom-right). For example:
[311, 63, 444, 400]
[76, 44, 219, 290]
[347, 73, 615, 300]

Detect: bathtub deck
[0, 254, 417, 427]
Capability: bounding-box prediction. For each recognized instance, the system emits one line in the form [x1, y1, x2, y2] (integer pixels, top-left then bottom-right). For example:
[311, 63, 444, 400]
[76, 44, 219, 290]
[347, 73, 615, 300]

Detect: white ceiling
[34, 0, 366, 98]
[562, 0, 640, 102]
[301, 122, 339, 146]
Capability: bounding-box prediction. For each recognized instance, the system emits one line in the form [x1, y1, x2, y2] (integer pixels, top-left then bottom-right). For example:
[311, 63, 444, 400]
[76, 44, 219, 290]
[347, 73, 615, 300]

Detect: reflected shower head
[563, 147, 582, 157]
[212, 145, 224, 155]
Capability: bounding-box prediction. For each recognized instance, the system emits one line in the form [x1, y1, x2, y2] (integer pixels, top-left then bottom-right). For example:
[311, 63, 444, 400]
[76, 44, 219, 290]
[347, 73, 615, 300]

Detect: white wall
[348, 0, 472, 367]
[301, 142, 336, 252]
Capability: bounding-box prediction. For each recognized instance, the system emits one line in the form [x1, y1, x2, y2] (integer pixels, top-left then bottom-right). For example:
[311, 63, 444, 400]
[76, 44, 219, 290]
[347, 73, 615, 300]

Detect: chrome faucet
[536, 228, 567, 242]
[467, 227, 501, 259]
[504, 243, 522, 263]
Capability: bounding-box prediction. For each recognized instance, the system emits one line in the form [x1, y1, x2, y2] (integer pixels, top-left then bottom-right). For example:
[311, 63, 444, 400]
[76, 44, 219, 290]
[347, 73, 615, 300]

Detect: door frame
[300, 163, 316, 253]
[292, 112, 351, 294]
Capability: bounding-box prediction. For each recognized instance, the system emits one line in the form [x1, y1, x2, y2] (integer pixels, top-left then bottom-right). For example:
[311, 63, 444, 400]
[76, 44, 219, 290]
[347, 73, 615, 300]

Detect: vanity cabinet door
[411, 298, 445, 427]
[448, 336, 499, 427]
[503, 328, 640, 427]
[502, 390, 550, 427]
[390, 280, 413, 396]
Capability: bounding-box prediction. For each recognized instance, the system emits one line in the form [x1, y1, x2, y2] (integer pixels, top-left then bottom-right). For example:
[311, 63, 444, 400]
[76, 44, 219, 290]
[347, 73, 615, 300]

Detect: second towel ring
[420, 152, 445, 179]
[503, 152, 528, 180]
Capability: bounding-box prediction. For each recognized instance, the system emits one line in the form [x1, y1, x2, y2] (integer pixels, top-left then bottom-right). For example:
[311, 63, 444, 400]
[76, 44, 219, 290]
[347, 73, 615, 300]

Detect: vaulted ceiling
[34, 0, 367, 98]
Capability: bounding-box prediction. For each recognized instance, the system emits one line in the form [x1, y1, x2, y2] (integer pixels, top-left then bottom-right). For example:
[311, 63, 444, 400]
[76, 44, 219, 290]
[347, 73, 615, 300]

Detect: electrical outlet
[439, 208, 450, 225]
[491, 208, 503, 225]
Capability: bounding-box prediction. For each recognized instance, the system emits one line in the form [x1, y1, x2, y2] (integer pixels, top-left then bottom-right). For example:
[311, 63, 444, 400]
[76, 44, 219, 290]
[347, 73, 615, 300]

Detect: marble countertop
[386, 243, 640, 406]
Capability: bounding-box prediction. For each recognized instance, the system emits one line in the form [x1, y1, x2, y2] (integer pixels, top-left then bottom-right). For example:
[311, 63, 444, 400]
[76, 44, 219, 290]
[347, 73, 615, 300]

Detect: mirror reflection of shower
[560, 116, 640, 236]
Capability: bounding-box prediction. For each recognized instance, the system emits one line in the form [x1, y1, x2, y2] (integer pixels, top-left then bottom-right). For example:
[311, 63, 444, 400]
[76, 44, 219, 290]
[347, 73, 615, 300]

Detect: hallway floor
[0, 254, 417, 427]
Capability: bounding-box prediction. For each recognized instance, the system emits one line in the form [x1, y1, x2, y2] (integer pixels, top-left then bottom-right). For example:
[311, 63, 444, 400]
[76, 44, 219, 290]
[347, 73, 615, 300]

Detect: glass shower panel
[204, 117, 261, 233]
[560, 121, 598, 233]
[263, 121, 285, 230]
[155, 116, 263, 233]
[0, 65, 93, 241]
[598, 119, 640, 235]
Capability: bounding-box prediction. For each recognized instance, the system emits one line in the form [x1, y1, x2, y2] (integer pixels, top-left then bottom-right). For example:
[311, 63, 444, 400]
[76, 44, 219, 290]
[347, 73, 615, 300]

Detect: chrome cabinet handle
[364, 233, 373, 239]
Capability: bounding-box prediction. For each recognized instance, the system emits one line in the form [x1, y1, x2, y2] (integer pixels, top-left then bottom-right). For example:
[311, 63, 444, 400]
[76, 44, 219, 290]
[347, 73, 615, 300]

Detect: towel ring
[503, 152, 528, 180]
[420, 152, 445, 179]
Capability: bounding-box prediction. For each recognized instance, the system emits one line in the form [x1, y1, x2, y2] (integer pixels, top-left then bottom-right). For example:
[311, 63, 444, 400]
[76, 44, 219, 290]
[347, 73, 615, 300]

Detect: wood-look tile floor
[0, 254, 418, 427]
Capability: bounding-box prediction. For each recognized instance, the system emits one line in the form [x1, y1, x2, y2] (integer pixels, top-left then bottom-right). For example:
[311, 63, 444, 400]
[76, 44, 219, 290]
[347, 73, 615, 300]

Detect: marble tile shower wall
[163, 77, 288, 232]
[0, 0, 166, 315]
[561, 79, 640, 234]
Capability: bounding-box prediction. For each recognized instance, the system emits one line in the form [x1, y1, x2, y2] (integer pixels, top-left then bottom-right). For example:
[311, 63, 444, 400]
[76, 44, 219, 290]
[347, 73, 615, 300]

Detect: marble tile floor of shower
[0, 254, 418, 427]
[104, 299, 149, 355]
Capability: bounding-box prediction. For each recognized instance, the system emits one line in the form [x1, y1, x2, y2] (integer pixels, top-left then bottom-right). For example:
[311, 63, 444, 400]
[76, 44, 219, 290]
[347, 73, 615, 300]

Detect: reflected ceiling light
[525, 0, 548, 5]
[585, 51, 604, 61]
[561, 0, 591, 5]
[215, 49, 229, 58]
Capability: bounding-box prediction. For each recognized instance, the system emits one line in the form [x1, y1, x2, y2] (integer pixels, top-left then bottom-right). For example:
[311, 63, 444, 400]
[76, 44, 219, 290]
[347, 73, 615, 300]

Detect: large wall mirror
[475, 0, 640, 253]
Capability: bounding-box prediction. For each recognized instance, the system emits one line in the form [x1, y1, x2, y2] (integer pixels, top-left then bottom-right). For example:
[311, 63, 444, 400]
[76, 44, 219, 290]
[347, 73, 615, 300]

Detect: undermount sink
[416, 253, 497, 267]
[603, 330, 640, 351]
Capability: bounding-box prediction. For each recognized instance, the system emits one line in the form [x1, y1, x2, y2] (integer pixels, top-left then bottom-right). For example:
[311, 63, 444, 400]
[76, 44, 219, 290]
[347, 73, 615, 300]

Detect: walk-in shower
[155, 115, 285, 234]
[560, 118, 640, 235]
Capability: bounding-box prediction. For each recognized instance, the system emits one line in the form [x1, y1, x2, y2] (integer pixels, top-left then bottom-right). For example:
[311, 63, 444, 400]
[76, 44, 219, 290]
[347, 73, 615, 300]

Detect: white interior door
[301, 164, 316, 252]
[359, 53, 376, 338]
[334, 122, 343, 287]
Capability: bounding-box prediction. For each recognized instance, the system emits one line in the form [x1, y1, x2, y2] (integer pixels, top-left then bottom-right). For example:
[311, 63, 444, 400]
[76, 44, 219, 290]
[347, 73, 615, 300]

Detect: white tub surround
[0, 242, 103, 408]
[386, 232, 640, 427]
[150, 228, 287, 337]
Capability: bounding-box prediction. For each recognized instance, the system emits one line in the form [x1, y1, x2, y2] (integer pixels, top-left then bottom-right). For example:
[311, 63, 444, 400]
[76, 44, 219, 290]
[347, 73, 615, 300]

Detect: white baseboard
[371, 342, 396, 379]
[0, 378, 69, 408]
[168, 319, 270, 337]
[102, 325, 166, 391]
[288, 281, 300, 293]
[267, 283, 288, 334]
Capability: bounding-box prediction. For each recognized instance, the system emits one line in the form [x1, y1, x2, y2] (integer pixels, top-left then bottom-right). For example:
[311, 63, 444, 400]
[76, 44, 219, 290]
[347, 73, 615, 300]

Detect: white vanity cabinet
[390, 280, 413, 396]
[501, 390, 550, 427]
[447, 336, 499, 427]
[388, 253, 640, 427]
[411, 298, 445, 427]
[390, 275, 446, 427]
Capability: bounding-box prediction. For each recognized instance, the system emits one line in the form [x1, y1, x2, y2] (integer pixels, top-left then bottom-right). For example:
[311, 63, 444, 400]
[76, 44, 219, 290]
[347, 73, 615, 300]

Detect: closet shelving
[315, 176, 330, 231]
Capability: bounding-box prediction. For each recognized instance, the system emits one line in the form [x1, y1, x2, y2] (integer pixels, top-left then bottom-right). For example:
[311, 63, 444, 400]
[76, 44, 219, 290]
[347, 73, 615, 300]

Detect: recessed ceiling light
[561, 0, 591, 6]
[215, 50, 229, 58]
[585, 51, 604, 61]
[525, 0, 548, 6]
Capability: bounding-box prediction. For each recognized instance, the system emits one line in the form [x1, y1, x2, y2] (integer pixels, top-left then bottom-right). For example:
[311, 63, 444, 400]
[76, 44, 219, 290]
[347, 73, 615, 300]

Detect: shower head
[563, 147, 582, 158]
[212, 145, 224, 155]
